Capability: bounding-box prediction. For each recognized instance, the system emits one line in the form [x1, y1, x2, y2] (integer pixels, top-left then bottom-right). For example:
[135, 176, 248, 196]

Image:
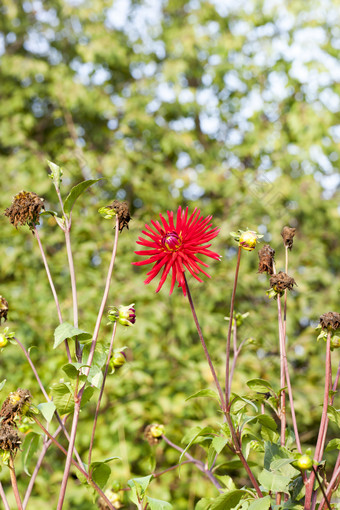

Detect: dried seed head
[144, 424, 164, 445]
[0, 389, 32, 425]
[320, 312, 340, 331]
[4, 191, 44, 231]
[281, 226, 296, 250]
[270, 272, 297, 294]
[258, 245, 275, 275]
[0, 296, 9, 324]
[104, 200, 131, 232]
[0, 423, 21, 452]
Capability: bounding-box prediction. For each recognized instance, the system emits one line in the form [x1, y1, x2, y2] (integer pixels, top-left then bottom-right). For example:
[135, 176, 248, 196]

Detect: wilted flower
[230, 229, 262, 252]
[269, 272, 297, 295]
[0, 389, 32, 425]
[99, 200, 130, 232]
[144, 424, 165, 445]
[258, 245, 275, 275]
[133, 207, 220, 295]
[0, 296, 8, 324]
[4, 191, 44, 230]
[108, 304, 136, 327]
[281, 226, 296, 250]
[0, 423, 21, 453]
[319, 312, 340, 331]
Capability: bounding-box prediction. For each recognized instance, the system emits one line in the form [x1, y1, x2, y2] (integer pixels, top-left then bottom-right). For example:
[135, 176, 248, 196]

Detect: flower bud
[294, 454, 313, 471]
[110, 351, 127, 369]
[99, 201, 131, 232]
[108, 304, 135, 327]
[150, 424, 165, 437]
[144, 424, 165, 445]
[239, 231, 257, 251]
[0, 334, 8, 348]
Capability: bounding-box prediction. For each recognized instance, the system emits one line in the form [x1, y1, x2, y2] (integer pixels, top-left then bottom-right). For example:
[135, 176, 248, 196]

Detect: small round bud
[108, 304, 136, 327]
[150, 424, 165, 438]
[239, 231, 257, 251]
[0, 334, 8, 348]
[294, 454, 313, 471]
[111, 351, 127, 368]
[144, 424, 165, 445]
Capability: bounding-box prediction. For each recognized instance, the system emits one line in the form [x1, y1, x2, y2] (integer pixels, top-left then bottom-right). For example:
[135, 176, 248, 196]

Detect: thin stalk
[84, 216, 120, 375]
[152, 461, 193, 478]
[311, 466, 332, 510]
[88, 322, 117, 466]
[32, 417, 116, 510]
[305, 331, 332, 508]
[34, 227, 71, 362]
[319, 455, 340, 510]
[64, 224, 81, 361]
[184, 275, 225, 409]
[162, 435, 223, 492]
[0, 482, 10, 510]
[9, 454, 23, 510]
[225, 247, 242, 404]
[13, 336, 84, 467]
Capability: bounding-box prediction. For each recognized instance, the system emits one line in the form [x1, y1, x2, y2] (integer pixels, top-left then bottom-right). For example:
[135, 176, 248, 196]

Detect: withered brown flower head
[258, 245, 275, 275]
[0, 388, 32, 425]
[0, 296, 9, 324]
[107, 200, 131, 232]
[144, 424, 163, 445]
[0, 423, 21, 452]
[270, 272, 297, 293]
[320, 312, 340, 331]
[281, 226, 296, 250]
[4, 191, 44, 231]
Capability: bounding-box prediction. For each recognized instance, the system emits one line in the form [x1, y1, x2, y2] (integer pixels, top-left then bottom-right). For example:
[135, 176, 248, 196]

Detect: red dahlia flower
[133, 207, 220, 295]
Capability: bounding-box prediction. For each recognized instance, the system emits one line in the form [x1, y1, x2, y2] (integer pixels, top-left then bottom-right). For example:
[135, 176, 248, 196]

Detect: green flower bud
[0, 334, 8, 348]
[239, 231, 257, 251]
[294, 454, 313, 471]
[108, 304, 136, 327]
[111, 351, 127, 368]
[150, 424, 165, 438]
[98, 206, 117, 220]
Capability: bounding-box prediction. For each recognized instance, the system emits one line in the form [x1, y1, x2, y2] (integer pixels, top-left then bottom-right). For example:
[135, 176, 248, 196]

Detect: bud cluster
[108, 304, 136, 327]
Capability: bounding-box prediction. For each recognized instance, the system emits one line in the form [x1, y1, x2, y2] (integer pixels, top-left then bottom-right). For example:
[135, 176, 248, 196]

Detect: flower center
[162, 231, 182, 251]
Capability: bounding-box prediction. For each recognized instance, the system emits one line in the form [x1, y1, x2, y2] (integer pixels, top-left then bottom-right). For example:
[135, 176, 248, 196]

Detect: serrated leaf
[22, 432, 41, 476]
[147, 496, 173, 509]
[64, 179, 103, 215]
[210, 489, 246, 510]
[91, 462, 111, 489]
[258, 469, 291, 492]
[257, 414, 277, 431]
[325, 438, 340, 451]
[248, 495, 271, 510]
[270, 458, 295, 471]
[247, 379, 273, 393]
[54, 323, 91, 349]
[37, 402, 56, 423]
[185, 389, 220, 401]
[128, 475, 153, 497]
[50, 382, 74, 415]
[47, 160, 63, 189]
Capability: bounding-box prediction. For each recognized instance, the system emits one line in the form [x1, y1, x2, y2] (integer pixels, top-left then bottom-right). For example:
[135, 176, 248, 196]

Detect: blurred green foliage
[0, 0, 339, 507]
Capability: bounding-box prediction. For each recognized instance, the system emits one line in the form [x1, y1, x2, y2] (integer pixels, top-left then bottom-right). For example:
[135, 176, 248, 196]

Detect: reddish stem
[9, 455, 23, 510]
[0, 482, 10, 510]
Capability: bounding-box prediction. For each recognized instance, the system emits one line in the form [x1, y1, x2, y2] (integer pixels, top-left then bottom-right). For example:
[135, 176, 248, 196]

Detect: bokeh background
[0, 0, 339, 507]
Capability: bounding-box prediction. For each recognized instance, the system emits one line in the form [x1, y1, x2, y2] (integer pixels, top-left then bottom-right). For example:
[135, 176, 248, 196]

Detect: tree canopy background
[0, 0, 339, 508]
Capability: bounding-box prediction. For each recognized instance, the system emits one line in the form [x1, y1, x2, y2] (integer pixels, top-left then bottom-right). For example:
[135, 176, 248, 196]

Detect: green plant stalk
[13, 336, 84, 468]
[64, 224, 80, 360]
[0, 482, 10, 510]
[162, 435, 223, 491]
[305, 331, 332, 508]
[57, 216, 120, 507]
[184, 275, 225, 409]
[311, 466, 332, 510]
[88, 321, 117, 467]
[9, 454, 23, 510]
[34, 226, 71, 362]
[225, 247, 242, 404]
[32, 417, 116, 510]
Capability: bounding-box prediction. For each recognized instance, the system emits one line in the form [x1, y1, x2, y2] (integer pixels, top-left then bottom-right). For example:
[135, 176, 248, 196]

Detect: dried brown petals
[0, 423, 21, 452]
[109, 201, 131, 232]
[144, 424, 163, 445]
[4, 191, 44, 230]
[0, 296, 9, 324]
[281, 226, 296, 250]
[258, 245, 275, 275]
[0, 389, 32, 425]
[270, 272, 297, 293]
[320, 312, 340, 331]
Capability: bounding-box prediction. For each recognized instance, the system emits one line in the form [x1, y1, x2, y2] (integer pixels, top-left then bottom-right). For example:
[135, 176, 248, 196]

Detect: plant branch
[9, 454, 23, 510]
[184, 275, 225, 410]
[312, 466, 332, 510]
[0, 482, 10, 510]
[88, 321, 117, 466]
[225, 247, 242, 404]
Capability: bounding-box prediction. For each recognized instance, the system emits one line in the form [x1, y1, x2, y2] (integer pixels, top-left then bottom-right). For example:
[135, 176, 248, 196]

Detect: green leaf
[195, 498, 213, 510]
[179, 427, 214, 465]
[128, 475, 153, 498]
[211, 436, 228, 455]
[207, 444, 217, 470]
[327, 405, 340, 427]
[258, 469, 291, 492]
[22, 432, 41, 476]
[91, 462, 111, 489]
[210, 489, 246, 510]
[0, 380, 6, 392]
[248, 496, 271, 510]
[147, 496, 173, 509]
[247, 379, 273, 393]
[257, 414, 277, 431]
[54, 323, 92, 349]
[185, 389, 220, 402]
[50, 382, 74, 415]
[37, 402, 56, 423]
[87, 365, 103, 389]
[63, 179, 103, 215]
[82, 343, 107, 368]
[81, 386, 95, 407]
[47, 160, 63, 189]
[325, 438, 340, 452]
